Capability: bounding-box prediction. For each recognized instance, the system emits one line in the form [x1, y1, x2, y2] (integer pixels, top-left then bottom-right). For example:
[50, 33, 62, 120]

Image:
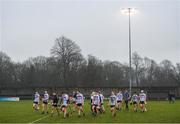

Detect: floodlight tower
[121, 8, 137, 96]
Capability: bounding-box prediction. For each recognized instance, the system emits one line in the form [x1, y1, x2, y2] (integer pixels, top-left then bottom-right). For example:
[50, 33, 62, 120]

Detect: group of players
[33, 90, 147, 118]
[33, 91, 85, 118]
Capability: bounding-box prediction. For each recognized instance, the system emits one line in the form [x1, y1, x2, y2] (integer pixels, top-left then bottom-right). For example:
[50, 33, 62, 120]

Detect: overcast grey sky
[0, 0, 180, 64]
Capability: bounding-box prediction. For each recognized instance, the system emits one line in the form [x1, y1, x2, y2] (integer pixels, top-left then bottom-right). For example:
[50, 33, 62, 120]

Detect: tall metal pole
[128, 8, 132, 96]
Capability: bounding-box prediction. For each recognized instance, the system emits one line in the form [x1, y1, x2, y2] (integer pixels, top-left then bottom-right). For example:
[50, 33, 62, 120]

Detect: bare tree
[0, 52, 14, 88]
[132, 52, 144, 86]
[51, 36, 82, 86]
[103, 61, 125, 87]
[143, 57, 158, 85]
[175, 63, 180, 85]
[85, 55, 103, 87]
[159, 60, 177, 86]
[1, 40, 180, 90]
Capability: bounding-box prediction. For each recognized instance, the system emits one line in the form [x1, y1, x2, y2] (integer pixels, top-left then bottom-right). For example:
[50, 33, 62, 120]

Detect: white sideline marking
[29, 115, 49, 124]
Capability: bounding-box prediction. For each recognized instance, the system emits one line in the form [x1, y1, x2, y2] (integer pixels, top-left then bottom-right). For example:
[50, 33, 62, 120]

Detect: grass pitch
[0, 100, 180, 123]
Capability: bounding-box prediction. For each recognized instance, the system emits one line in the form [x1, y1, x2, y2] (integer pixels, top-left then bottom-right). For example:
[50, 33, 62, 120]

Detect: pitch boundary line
[29, 115, 49, 124]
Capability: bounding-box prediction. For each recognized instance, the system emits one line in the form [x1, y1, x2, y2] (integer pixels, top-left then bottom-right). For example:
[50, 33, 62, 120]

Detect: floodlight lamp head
[121, 8, 138, 15]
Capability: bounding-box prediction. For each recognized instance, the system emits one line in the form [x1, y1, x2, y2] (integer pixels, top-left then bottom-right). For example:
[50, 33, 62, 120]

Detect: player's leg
[90, 104, 93, 115]
[116, 102, 119, 110]
[45, 103, 49, 113]
[93, 105, 98, 116]
[110, 106, 113, 115]
[36, 102, 40, 111]
[96, 105, 99, 114]
[170, 96, 172, 103]
[119, 101, 122, 110]
[42, 103, 45, 114]
[140, 101, 144, 112]
[64, 107, 67, 118]
[172, 97, 175, 103]
[56, 106, 60, 116]
[142, 103, 145, 112]
[33, 103, 36, 110]
[62, 106, 67, 118]
[135, 103, 138, 112]
[101, 104, 105, 113]
[44, 103, 47, 113]
[118, 102, 121, 110]
[110, 106, 116, 117]
[73, 102, 77, 112]
[144, 102, 147, 112]
[68, 103, 73, 116]
[99, 104, 102, 113]
[77, 104, 84, 117]
[113, 106, 116, 117]
[92, 105, 96, 115]
[81, 105, 85, 116]
[34, 102, 39, 111]
[52, 103, 58, 116]
[125, 100, 129, 110]
[61, 107, 64, 117]
[77, 106, 81, 117]
[139, 102, 142, 111]
[73, 103, 75, 112]
[133, 102, 137, 112]
[51, 106, 55, 117]
[110, 106, 113, 116]
[118, 101, 122, 110]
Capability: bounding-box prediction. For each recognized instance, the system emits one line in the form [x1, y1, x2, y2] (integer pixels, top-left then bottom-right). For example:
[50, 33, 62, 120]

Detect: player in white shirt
[116, 91, 123, 110]
[99, 91, 105, 113]
[33, 92, 40, 111]
[139, 90, 147, 112]
[60, 92, 69, 118]
[75, 91, 85, 117]
[131, 92, 139, 112]
[42, 91, 49, 114]
[92, 92, 100, 116]
[109, 91, 117, 117]
[90, 92, 95, 113]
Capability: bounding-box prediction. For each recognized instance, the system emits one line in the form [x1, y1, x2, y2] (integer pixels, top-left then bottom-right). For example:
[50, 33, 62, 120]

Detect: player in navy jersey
[51, 92, 59, 117]
[124, 89, 130, 111]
